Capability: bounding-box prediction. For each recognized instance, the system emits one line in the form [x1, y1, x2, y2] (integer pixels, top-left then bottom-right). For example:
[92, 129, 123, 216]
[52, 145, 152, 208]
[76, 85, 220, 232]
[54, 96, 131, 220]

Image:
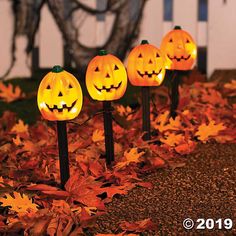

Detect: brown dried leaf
[120, 218, 158, 232]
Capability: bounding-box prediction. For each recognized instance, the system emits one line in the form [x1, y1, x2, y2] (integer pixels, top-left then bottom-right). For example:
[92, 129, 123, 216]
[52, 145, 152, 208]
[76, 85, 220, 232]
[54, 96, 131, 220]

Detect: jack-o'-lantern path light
[37, 65, 83, 188]
[127, 40, 166, 140]
[161, 26, 197, 118]
[86, 50, 127, 165]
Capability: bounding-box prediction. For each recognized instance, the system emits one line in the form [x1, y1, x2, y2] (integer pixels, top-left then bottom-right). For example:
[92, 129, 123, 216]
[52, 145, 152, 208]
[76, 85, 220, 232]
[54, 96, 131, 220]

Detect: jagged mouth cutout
[167, 54, 191, 62]
[94, 81, 122, 93]
[137, 68, 162, 78]
[46, 100, 77, 113]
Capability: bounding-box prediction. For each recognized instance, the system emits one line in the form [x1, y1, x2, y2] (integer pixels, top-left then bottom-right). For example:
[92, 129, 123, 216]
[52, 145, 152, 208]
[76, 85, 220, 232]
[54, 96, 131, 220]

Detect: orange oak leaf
[11, 119, 29, 135]
[116, 105, 132, 116]
[115, 148, 145, 170]
[153, 114, 182, 133]
[168, 115, 182, 130]
[0, 82, 25, 102]
[160, 133, 185, 146]
[116, 105, 133, 120]
[92, 129, 104, 142]
[152, 111, 169, 132]
[0, 192, 38, 213]
[195, 120, 226, 143]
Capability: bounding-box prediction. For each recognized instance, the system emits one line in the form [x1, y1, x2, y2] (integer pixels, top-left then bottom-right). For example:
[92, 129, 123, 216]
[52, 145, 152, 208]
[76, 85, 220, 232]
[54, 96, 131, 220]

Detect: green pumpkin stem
[98, 50, 107, 56]
[174, 25, 182, 30]
[52, 65, 64, 73]
[141, 40, 149, 45]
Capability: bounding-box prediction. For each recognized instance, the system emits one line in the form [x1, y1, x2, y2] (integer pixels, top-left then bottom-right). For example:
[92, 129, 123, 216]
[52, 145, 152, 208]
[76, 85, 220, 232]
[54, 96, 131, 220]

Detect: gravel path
[93, 143, 236, 235]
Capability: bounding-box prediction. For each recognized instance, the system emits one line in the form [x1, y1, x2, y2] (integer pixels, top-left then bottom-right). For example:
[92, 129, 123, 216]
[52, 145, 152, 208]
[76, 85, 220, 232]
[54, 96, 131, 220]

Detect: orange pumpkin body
[127, 40, 166, 86]
[160, 26, 197, 71]
[86, 50, 127, 101]
[37, 66, 83, 121]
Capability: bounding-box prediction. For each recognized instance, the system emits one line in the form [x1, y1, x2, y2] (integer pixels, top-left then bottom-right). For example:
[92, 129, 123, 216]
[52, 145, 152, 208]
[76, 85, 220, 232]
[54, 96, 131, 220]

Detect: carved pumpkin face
[127, 40, 166, 86]
[86, 50, 127, 101]
[37, 66, 83, 121]
[160, 26, 197, 71]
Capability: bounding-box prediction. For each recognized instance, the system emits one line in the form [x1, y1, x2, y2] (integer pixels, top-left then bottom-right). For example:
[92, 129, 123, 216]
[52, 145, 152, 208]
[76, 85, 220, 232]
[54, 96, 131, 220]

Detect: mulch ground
[92, 143, 236, 235]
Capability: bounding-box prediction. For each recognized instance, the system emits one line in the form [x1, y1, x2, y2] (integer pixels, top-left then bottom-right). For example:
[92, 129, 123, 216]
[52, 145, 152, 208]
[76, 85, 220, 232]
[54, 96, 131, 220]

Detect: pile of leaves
[0, 79, 235, 235]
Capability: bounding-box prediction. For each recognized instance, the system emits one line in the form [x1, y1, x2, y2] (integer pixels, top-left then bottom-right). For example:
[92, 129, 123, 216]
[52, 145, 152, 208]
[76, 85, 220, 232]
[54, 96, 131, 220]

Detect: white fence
[1, 0, 236, 79]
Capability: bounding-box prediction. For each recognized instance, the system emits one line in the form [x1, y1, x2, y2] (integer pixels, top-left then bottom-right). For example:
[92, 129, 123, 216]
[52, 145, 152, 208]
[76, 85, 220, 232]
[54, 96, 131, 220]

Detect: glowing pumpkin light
[127, 40, 166, 86]
[86, 50, 127, 101]
[127, 40, 166, 140]
[37, 66, 83, 121]
[161, 26, 197, 118]
[86, 50, 127, 165]
[160, 26, 197, 71]
[37, 65, 83, 187]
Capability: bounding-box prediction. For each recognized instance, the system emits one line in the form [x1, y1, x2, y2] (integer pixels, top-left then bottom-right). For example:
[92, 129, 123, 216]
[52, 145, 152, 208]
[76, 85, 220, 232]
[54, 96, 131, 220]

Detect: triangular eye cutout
[114, 65, 119, 70]
[69, 84, 73, 88]
[156, 53, 160, 58]
[95, 66, 99, 72]
[169, 38, 173, 43]
[138, 53, 142, 58]
[46, 85, 51, 89]
[186, 39, 190, 43]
